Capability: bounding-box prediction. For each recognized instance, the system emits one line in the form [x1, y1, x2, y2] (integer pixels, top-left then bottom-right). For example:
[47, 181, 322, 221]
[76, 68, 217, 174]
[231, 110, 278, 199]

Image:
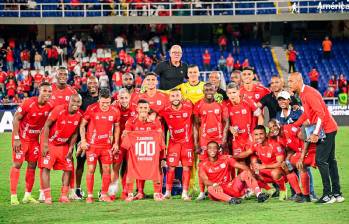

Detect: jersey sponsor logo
[174, 128, 184, 134]
[287, 139, 292, 144]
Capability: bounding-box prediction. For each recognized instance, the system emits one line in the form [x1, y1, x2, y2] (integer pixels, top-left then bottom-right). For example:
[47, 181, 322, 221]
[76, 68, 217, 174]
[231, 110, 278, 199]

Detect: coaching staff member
[154, 45, 188, 90]
[289, 72, 344, 204]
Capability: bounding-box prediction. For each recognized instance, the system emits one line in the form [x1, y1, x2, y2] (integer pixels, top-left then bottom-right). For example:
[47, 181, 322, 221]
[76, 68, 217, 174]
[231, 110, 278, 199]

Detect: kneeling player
[41, 94, 82, 204]
[80, 88, 120, 203]
[159, 89, 194, 200]
[200, 141, 269, 204]
[234, 125, 287, 200]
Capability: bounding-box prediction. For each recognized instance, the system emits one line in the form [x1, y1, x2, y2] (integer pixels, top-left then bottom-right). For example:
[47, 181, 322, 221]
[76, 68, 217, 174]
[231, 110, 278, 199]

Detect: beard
[124, 84, 134, 90]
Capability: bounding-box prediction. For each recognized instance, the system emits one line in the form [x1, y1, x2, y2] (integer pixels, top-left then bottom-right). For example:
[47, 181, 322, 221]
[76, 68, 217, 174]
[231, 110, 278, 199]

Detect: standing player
[159, 89, 194, 200]
[225, 83, 263, 159]
[193, 83, 229, 200]
[200, 141, 269, 204]
[40, 94, 82, 204]
[79, 88, 120, 203]
[110, 88, 136, 200]
[10, 82, 53, 205]
[123, 99, 164, 201]
[234, 125, 287, 200]
[112, 72, 140, 103]
[50, 67, 77, 107]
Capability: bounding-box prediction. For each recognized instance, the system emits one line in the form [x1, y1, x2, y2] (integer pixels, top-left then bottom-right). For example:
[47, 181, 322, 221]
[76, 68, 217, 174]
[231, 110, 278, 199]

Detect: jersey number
[135, 141, 156, 157]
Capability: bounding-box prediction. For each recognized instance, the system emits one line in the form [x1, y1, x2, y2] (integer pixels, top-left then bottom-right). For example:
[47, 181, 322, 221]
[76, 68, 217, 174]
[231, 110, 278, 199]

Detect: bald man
[154, 45, 188, 90]
[288, 72, 344, 204]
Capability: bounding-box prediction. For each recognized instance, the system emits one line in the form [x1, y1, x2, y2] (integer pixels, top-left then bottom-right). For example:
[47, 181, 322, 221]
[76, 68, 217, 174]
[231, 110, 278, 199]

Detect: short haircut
[254, 125, 266, 132]
[232, 70, 241, 74]
[87, 76, 98, 84]
[242, 66, 254, 72]
[203, 82, 214, 88]
[70, 93, 82, 101]
[268, 118, 279, 126]
[137, 99, 149, 105]
[144, 72, 157, 78]
[226, 82, 240, 90]
[122, 72, 134, 80]
[39, 81, 51, 88]
[209, 71, 220, 80]
[99, 88, 111, 99]
[169, 88, 181, 92]
[207, 140, 220, 148]
[188, 64, 199, 69]
[118, 88, 130, 96]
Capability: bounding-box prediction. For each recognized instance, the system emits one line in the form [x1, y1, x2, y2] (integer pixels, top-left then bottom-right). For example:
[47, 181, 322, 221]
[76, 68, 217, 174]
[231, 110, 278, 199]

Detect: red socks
[275, 176, 286, 191]
[257, 180, 271, 190]
[287, 173, 301, 194]
[199, 176, 205, 192]
[182, 169, 191, 191]
[127, 182, 134, 194]
[153, 181, 161, 194]
[136, 180, 145, 194]
[10, 167, 20, 195]
[86, 174, 94, 195]
[122, 173, 127, 194]
[301, 172, 310, 196]
[101, 174, 111, 195]
[25, 168, 36, 193]
[166, 169, 175, 191]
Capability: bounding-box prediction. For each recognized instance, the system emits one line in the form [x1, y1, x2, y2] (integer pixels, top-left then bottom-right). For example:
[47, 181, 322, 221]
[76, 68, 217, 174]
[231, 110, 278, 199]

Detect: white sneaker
[334, 194, 345, 203]
[68, 189, 81, 200]
[164, 191, 171, 199]
[181, 192, 191, 201]
[38, 190, 45, 202]
[196, 192, 206, 201]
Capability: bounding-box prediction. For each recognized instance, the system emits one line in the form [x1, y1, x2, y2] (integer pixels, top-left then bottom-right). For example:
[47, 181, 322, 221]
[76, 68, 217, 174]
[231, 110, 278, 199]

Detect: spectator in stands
[338, 74, 347, 93]
[233, 60, 241, 71]
[287, 44, 297, 73]
[230, 70, 241, 85]
[232, 29, 240, 55]
[322, 36, 332, 59]
[308, 67, 319, 90]
[324, 86, 335, 97]
[6, 79, 16, 100]
[34, 51, 42, 70]
[160, 33, 169, 56]
[218, 34, 227, 52]
[20, 49, 30, 70]
[202, 49, 211, 71]
[242, 59, 249, 69]
[45, 36, 52, 48]
[226, 53, 234, 74]
[0, 67, 6, 93]
[74, 38, 84, 59]
[217, 55, 226, 72]
[59, 35, 68, 57]
[328, 75, 338, 92]
[5, 47, 14, 72]
[154, 45, 188, 90]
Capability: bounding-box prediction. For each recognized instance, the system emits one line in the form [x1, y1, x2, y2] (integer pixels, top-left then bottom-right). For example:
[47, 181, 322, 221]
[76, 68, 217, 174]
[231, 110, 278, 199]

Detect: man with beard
[112, 73, 140, 103]
[50, 67, 77, 107]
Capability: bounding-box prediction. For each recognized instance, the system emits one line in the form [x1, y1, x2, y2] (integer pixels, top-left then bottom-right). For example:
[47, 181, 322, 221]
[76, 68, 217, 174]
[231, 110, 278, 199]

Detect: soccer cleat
[68, 189, 81, 200]
[125, 193, 134, 202]
[257, 193, 269, 203]
[163, 191, 171, 199]
[22, 194, 39, 204]
[243, 189, 254, 200]
[38, 190, 45, 202]
[99, 195, 113, 202]
[86, 197, 94, 203]
[265, 188, 276, 199]
[279, 190, 287, 201]
[181, 192, 192, 201]
[288, 194, 297, 201]
[75, 188, 84, 199]
[153, 193, 165, 201]
[333, 193, 345, 203]
[294, 194, 305, 203]
[10, 195, 20, 205]
[59, 196, 70, 203]
[196, 192, 206, 201]
[315, 194, 336, 204]
[134, 192, 145, 200]
[310, 193, 318, 202]
[44, 198, 53, 205]
[228, 197, 242, 205]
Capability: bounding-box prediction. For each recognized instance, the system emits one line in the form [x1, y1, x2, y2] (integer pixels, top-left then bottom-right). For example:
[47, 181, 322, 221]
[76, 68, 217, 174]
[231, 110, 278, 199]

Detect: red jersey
[288, 50, 297, 62]
[193, 99, 228, 142]
[47, 105, 82, 146]
[308, 70, 319, 82]
[132, 91, 168, 113]
[125, 116, 162, 132]
[249, 141, 284, 165]
[83, 103, 120, 147]
[50, 83, 77, 107]
[114, 104, 136, 132]
[121, 131, 165, 181]
[159, 100, 193, 143]
[226, 56, 234, 67]
[226, 98, 260, 139]
[34, 73, 43, 84]
[200, 155, 237, 184]
[203, 53, 211, 65]
[0, 71, 7, 84]
[16, 97, 53, 142]
[240, 83, 271, 103]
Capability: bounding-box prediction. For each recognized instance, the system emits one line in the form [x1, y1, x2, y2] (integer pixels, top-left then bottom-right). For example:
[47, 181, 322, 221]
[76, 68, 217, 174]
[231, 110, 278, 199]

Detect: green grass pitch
[0, 129, 348, 224]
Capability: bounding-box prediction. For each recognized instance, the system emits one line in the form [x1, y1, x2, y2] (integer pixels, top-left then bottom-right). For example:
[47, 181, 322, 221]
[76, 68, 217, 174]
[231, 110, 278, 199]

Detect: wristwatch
[14, 135, 20, 140]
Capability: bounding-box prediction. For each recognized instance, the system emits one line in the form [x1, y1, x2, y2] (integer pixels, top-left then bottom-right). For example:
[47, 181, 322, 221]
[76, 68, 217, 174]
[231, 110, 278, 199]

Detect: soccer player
[268, 119, 315, 203]
[50, 67, 77, 107]
[79, 88, 120, 203]
[10, 82, 53, 205]
[199, 141, 269, 204]
[123, 99, 164, 201]
[40, 94, 82, 204]
[225, 83, 263, 159]
[193, 83, 229, 200]
[110, 88, 136, 200]
[159, 89, 194, 200]
[175, 64, 205, 104]
[112, 72, 140, 103]
[234, 125, 287, 200]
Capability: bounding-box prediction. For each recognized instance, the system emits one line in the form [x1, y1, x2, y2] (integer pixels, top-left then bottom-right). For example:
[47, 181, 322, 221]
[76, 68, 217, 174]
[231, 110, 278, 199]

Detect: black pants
[323, 51, 331, 59]
[288, 61, 296, 73]
[310, 81, 318, 90]
[316, 131, 341, 195]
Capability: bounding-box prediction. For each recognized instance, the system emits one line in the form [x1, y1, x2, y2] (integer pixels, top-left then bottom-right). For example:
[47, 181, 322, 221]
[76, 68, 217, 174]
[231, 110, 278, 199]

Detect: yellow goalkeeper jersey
[175, 81, 205, 104]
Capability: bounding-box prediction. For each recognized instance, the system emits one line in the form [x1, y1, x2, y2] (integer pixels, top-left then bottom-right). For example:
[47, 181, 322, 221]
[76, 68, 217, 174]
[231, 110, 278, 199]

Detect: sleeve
[193, 102, 200, 116]
[246, 98, 261, 116]
[16, 99, 30, 116]
[124, 119, 133, 131]
[157, 134, 166, 151]
[306, 92, 326, 125]
[154, 119, 162, 130]
[221, 103, 229, 119]
[154, 62, 163, 77]
[48, 107, 59, 122]
[259, 94, 268, 107]
[120, 134, 131, 150]
[114, 108, 120, 123]
[228, 157, 237, 167]
[83, 107, 92, 121]
[293, 112, 307, 127]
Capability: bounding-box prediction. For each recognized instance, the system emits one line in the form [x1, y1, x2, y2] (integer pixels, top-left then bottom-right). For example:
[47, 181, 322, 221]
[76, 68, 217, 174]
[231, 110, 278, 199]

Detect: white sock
[24, 192, 31, 197]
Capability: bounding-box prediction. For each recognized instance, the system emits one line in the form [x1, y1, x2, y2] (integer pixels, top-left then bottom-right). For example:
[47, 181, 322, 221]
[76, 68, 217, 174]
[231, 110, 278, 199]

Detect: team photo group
[9, 44, 344, 206]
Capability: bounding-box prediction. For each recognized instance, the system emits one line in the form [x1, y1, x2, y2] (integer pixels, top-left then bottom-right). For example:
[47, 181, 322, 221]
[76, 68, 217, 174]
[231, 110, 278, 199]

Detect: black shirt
[217, 88, 228, 101]
[154, 60, 188, 90]
[80, 91, 99, 111]
[260, 92, 299, 119]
